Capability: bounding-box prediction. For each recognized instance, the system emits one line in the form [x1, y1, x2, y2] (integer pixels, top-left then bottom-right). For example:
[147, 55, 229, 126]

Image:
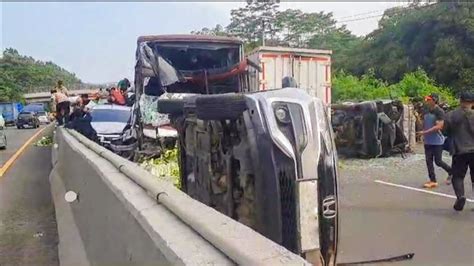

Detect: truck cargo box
[0, 102, 23, 124]
[247, 46, 332, 105]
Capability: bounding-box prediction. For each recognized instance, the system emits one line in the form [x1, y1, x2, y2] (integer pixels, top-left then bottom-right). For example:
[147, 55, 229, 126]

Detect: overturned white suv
[158, 88, 339, 265]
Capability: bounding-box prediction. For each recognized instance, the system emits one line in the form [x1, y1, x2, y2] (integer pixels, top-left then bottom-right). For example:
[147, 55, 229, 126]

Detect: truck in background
[23, 102, 46, 113]
[247, 46, 332, 105]
[0, 102, 23, 125]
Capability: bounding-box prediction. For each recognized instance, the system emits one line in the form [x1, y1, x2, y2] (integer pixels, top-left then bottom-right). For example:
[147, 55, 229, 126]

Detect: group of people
[50, 78, 132, 123]
[100, 78, 133, 106]
[418, 92, 474, 211]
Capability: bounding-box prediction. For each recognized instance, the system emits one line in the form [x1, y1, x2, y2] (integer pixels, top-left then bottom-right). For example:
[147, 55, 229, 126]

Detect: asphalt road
[337, 151, 474, 266]
[0, 126, 58, 266]
[0, 126, 46, 167]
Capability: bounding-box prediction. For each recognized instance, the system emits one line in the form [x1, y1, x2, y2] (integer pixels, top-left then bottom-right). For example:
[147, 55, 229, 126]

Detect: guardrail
[50, 127, 309, 265]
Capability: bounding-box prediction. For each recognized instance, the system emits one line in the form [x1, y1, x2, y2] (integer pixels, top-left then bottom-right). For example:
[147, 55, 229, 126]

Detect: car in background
[16, 111, 40, 129]
[0, 114, 6, 149]
[36, 111, 50, 124]
[90, 104, 138, 160]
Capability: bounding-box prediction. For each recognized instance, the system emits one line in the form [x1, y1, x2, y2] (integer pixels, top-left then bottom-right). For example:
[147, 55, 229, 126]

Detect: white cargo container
[247, 46, 332, 105]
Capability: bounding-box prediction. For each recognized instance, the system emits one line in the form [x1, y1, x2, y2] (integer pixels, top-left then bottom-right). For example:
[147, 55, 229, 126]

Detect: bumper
[17, 121, 36, 127]
[98, 135, 138, 153]
[0, 130, 6, 147]
[38, 118, 50, 124]
[109, 141, 138, 152]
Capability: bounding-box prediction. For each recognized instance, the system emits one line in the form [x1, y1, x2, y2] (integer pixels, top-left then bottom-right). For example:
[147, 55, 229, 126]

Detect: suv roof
[137, 34, 242, 45]
[91, 104, 131, 111]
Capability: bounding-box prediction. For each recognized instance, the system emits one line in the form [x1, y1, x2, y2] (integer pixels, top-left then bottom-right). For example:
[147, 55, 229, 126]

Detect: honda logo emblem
[322, 195, 337, 219]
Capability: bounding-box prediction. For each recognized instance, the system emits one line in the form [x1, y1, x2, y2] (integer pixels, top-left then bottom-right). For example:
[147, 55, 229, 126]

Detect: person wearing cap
[417, 93, 452, 188]
[444, 91, 474, 211]
[54, 80, 69, 96]
[117, 78, 130, 91]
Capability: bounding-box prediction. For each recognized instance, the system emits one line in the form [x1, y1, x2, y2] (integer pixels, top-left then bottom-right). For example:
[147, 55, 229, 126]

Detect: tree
[226, 0, 280, 45]
[343, 2, 474, 94]
[0, 48, 82, 101]
[191, 24, 228, 36]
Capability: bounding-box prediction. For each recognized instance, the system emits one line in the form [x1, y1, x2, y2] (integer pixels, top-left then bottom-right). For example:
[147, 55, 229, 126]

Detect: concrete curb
[52, 128, 232, 265]
[49, 167, 91, 266]
[66, 128, 310, 265]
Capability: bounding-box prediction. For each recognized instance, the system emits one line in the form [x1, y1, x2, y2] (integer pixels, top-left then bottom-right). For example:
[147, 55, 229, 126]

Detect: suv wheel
[157, 98, 186, 115]
[195, 94, 247, 120]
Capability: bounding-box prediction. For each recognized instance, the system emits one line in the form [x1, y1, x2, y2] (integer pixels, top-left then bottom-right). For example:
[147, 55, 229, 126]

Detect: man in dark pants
[417, 94, 452, 188]
[444, 92, 474, 211]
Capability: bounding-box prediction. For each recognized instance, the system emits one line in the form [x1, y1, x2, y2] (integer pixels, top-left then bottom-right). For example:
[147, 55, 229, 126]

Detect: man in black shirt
[444, 91, 474, 211]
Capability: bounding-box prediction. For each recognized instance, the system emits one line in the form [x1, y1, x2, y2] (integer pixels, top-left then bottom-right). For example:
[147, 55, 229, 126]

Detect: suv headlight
[274, 106, 291, 124]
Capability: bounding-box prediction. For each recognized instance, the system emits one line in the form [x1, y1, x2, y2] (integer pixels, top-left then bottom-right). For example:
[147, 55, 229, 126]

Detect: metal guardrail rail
[65, 128, 309, 265]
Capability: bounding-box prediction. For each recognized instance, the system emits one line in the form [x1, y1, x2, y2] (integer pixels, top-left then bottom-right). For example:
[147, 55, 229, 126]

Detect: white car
[0, 114, 6, 149]
[36, 111, 50, 124]
[89, 104, 137, 159]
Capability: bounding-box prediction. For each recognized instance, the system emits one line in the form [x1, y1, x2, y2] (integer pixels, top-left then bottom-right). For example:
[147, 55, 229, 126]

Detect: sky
[1, 1, 407, 84]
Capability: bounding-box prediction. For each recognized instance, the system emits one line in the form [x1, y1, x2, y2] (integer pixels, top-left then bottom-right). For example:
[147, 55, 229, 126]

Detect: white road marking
[374, 180, 474, 203]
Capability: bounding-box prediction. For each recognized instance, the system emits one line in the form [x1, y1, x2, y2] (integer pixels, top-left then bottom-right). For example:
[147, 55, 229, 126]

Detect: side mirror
[282, 76, 298, 88]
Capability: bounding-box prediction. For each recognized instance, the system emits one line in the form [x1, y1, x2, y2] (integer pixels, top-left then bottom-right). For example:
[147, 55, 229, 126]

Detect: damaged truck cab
[133, 35, 339, 265]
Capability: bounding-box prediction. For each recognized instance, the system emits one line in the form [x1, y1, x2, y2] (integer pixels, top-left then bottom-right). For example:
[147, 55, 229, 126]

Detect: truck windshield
[155, 43, 240, 71]
[91, 109, 130, 123]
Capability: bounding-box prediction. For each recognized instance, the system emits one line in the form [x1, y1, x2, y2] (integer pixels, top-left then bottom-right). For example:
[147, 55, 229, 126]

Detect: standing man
[51, 88, 70, 126]
[417, 93, 452, 188]
[444, 92, 474, 211]
[55, 80, 69, 96]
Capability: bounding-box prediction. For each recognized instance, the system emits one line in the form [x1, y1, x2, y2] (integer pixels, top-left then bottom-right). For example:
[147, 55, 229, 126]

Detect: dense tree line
[345, 1, 473, 95]
[0, 48, 81, 102]
[192, 0, 473, 100]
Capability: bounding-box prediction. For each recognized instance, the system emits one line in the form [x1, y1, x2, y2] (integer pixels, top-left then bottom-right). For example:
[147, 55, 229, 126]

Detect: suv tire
[195, 94, 247, 120]
[157, 98, 185, 115]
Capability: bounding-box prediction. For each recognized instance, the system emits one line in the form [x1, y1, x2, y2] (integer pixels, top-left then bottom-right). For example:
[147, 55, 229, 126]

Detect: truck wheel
[157, 98, 185, 115]
[195, 94, 247, 120]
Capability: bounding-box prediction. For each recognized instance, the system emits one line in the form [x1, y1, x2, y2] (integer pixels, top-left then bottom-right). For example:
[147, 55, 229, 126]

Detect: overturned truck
[331, 100, 410, 158]
[133, 35, 339, 265]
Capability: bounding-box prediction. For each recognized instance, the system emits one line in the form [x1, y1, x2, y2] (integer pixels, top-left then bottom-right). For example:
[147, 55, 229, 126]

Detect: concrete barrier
[51, 128, 309, 265]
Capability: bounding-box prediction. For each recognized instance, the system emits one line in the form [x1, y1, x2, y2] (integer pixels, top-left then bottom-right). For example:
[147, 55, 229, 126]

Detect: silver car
[90, 104, 138, 159]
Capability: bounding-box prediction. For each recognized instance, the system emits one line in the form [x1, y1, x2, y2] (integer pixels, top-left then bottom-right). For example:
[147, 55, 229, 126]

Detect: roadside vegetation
[333, 69, 457, 106]
[0, 48, 81, 102]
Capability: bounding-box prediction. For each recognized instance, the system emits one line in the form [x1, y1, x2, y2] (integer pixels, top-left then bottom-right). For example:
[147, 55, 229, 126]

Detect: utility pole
[260, 15, 272, 47]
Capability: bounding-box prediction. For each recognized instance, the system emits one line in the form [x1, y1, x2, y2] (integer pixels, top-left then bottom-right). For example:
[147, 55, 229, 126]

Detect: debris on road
[33, 232, 44, 238]
[34, 136, 53, 147]
[139, 147, 181, 188]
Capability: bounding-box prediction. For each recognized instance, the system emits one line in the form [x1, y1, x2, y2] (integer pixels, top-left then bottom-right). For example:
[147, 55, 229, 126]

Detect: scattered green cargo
[34, 136, 53, 147]
[140, 147, 181, 189]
